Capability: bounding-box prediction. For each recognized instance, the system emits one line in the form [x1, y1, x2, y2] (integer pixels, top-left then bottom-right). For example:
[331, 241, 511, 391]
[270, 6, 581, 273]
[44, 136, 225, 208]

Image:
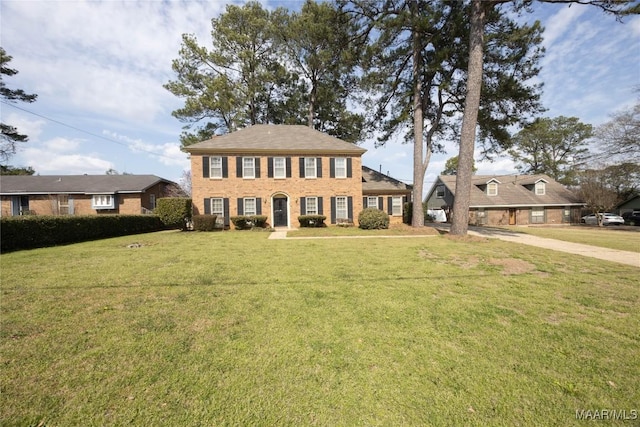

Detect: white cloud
[20, 146, 113, 175]
[3, 113, 46, 141]
[540, 5, 588, 47]
[43, 137, 82, 153]
[103, 130, 189, 168]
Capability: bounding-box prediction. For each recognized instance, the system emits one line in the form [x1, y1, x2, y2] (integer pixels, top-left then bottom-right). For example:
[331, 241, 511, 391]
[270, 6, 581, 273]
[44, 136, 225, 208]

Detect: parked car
[581, 212, 625, 226]
[621, 211, 640, 226]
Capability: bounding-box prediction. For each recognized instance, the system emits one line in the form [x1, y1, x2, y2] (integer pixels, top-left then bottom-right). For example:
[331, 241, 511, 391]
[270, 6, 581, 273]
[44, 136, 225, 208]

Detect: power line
[1, 100, 180, 161]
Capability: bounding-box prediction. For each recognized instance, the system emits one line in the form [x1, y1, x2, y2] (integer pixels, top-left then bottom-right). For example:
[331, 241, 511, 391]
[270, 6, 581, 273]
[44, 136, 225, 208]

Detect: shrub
[193, 214, 218, 231]
[358, 208, 390, 230]
[0, 215, 164, 252]
[298, 215, 326, 228]
[230, 215, 268, 230]
[155, 198, 192, 230]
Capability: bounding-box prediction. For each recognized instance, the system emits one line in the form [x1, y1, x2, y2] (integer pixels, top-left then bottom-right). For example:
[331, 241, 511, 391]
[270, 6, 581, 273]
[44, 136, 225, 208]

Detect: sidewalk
[269, 226, 639, 268]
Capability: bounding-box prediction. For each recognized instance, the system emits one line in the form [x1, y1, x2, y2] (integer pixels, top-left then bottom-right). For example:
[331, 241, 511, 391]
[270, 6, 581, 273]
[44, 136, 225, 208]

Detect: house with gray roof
[0, 174, 180, 216]
[186, 124, 412, 228]
[425, 174, 584, 226]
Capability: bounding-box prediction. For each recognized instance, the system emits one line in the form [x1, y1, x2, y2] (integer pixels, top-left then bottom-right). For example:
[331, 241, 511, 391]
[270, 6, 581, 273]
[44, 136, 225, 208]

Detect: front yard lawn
[1, 230, 638, 426]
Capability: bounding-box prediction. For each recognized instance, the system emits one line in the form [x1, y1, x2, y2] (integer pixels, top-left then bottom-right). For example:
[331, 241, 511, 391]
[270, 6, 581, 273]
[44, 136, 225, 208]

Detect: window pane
[306, 197, 317, 215]
[211, 198, 224, 216]
[210, 157, 223, 178]
[305, 158, 316, 178]
[274, 157, 285, 178]
[335, 158, 346, 178]
[392, 197, 402, 216]
[488, 183, 498, 196]
[367, 196, 378, 208]
[244, 198, 256, 215]
[336, 196, 347, 219]
[243, 158, 255, 178]
[535, 182, 545, 195]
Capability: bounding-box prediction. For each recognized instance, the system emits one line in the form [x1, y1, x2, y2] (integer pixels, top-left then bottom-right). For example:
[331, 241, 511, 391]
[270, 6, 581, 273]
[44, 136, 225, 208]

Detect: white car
[581, 213, 624, 226]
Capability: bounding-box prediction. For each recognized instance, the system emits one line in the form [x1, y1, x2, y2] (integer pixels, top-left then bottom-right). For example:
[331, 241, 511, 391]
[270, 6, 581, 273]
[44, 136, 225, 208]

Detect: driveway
[465, 226, 639, 268]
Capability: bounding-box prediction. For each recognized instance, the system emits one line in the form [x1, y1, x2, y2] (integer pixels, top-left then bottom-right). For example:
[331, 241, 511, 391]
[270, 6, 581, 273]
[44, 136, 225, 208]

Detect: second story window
[274, 157, 286, 178]
[243, 157, 255, 179]
[305, 157, 317, 178]
[487, 182, 498, 196]
[335, 158, 346, 178]
[535, 181, 546, 195]
[210, 156, 223, 178]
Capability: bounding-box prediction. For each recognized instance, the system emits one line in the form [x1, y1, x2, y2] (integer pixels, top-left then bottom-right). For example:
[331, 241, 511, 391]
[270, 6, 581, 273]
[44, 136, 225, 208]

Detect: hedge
[155, 198, 192, 230]
[358, 208, 390, 229]
[193, 214, 218, 231]
[230, 215, 268, 230]
[0, 215, 164, 252]
[298, 215, 326, 227]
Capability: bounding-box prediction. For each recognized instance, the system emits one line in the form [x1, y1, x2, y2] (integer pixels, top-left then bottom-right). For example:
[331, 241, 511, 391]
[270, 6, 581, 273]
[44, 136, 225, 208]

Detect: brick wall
[192, 154, 364, 227]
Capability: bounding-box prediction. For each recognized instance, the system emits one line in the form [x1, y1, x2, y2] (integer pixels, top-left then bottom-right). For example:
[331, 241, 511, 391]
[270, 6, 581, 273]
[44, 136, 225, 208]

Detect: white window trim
[305, 157, 317, 178]
[335, 157, 347, 179]
[210, 156, 223, 179]
[305, 197, 318, 215]
[392, 196, 403, 216]
[92, 194, 114, 209]
[531, 207, 545, 224]
[274, 157, 286, 179]
[335, 196, 348, 220]
[243, 157, 255, 179]
[244, 197, 257, 216]
[535, 181, 546, 195]
[487, 182, 498, 196]
[367, 196, 378, 209]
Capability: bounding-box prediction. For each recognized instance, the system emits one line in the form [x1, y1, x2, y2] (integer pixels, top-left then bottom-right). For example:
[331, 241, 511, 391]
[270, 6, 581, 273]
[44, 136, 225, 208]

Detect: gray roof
[0, 175, 175, 195]
[435, 174, 583, 207]
[362, 166, 412, 193]
[185, 124, 367, 155]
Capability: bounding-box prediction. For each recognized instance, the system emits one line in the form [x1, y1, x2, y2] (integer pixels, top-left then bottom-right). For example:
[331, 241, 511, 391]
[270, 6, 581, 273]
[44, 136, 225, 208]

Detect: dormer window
[535, 180, 546, 195]
[485, 178, 500, 196]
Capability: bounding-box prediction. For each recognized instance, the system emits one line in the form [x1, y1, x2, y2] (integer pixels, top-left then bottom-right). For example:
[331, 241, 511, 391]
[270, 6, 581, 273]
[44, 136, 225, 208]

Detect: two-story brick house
[186, 124, 411, 228]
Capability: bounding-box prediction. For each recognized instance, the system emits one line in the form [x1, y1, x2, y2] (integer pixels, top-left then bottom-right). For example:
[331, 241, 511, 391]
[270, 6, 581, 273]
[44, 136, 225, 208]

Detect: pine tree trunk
[450, 0, 486, 235]
[411, 0, 425, 227]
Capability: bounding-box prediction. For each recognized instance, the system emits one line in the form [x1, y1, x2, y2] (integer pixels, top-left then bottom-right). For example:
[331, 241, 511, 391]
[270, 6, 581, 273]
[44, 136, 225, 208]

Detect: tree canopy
[1, 47, 37, 164]
[165, 1, 364, 150]
[508, 116, 592, 185]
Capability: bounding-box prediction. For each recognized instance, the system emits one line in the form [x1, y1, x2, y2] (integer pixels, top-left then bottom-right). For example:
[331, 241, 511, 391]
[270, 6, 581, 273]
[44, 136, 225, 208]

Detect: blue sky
[1, 0, 639, 192]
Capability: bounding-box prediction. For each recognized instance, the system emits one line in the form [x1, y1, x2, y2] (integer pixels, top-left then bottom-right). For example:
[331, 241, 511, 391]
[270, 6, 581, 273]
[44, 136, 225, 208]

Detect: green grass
[1, 230, 638, 426]
[288, 223, 439, 237]
[504, 225, 640, 253]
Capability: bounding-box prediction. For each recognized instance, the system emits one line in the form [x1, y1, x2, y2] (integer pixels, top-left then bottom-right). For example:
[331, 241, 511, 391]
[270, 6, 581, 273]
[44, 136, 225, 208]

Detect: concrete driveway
[465, 226, 640, 268]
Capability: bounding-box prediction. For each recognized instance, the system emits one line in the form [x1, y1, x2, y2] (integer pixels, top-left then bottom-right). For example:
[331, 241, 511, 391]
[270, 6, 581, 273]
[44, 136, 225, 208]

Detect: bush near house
[0, 215, 164, 252]
[192, 214, 218, 231]
[298, 215, 327, 227]
[358, 208, 390, 229]
[155, 198, 192, 230]
[230, 215, 268, 230]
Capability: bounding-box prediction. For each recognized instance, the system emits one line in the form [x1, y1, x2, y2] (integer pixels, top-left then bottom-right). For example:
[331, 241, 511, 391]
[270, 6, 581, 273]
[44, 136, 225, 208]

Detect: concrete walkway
[269, 226, 639, 268]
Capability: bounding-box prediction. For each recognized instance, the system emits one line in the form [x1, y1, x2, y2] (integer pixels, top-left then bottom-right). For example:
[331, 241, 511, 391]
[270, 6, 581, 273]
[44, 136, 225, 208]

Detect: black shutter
[236, 157, 242, 178]
[204, 198, 211, 215]
[223, 198, 230, 226]
[363, 197, 367, 208]
[202, 156, 210, 178]
[256, 198, 262, 215]
[268, 157, 274, 178]
[347, 196, 353, 220]
[318, 197, 323, 215]
[300, 197, 306, 215]
[255, 158, 260, 178]
[237, 198, 243, 215]
[299, 157, 305, 178]
[330, 158, 335, 178]
[387, 197, 393, 214]
[330, 197, 336, 224]
[379, 197, 384, 211]
[347, 158, 352, 178]
[222, 157, 228, 178]
[316, 158, 322, 178]
[286, 157, 292, 177]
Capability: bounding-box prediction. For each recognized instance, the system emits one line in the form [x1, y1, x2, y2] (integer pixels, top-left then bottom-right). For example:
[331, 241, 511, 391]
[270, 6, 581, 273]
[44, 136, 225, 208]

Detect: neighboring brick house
[186, 124, 412, 228]
[0, 175, 179, 216]
[425, 174, 584, 226]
